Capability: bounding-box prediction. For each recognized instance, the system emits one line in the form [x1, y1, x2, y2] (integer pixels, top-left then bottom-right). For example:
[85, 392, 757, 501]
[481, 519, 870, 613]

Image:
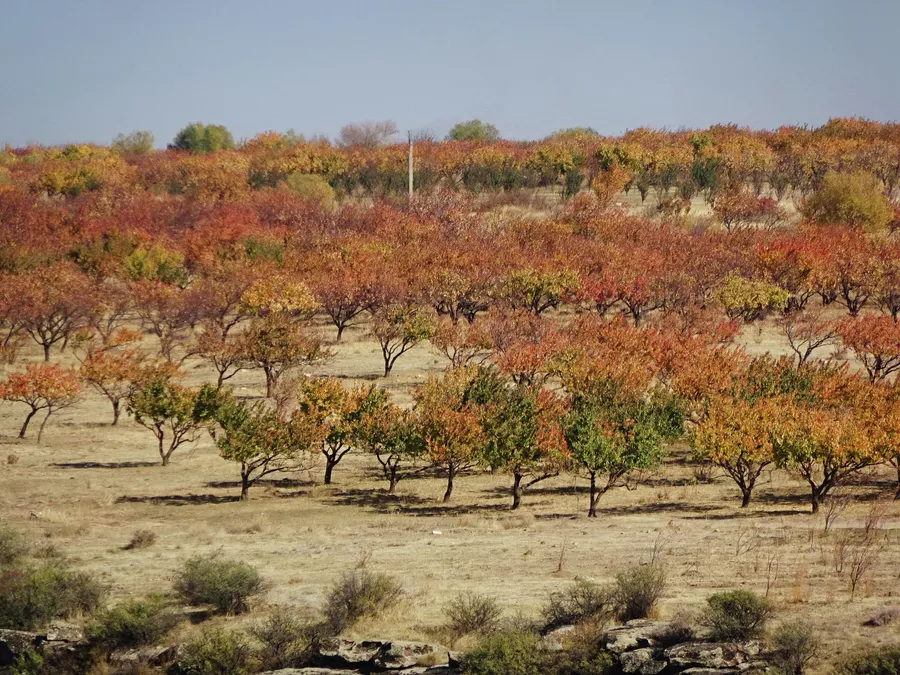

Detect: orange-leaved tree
[414, 366, 485, 502]
[837, 314, 900, 382]
[0, 363, 81, 441]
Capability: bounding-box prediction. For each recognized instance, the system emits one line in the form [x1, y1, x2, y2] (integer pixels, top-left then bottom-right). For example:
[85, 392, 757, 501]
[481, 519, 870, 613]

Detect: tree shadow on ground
[590, 501, 722, 517]
[205, 477, 314, 490]
[326, 488, 507, 517]
[116, 494, 240, 506]
[52, 461, 159, 469]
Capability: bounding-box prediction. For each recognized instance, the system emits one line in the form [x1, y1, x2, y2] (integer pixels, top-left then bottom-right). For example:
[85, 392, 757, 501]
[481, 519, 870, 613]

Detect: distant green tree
[446, 120, 500, 142]
[802, 171, 893, 232]
[112, 130, 155, 155]
[546, 127, 600, 140]
[170, 123, 235, 153]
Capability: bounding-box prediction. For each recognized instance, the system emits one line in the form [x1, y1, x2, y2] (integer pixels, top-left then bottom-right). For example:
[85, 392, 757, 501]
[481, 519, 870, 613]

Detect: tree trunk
[265, 370, 275, 398]
[112, 400, 121, 426]
[240, 473, 251, 501]
[895, 459, 900, 501]
[324, 458, 335, 485]
[383, 358, 393, 377]
[388, 469, 399, 494]
[43, 343, 51, 362]
[159, 434, 169, 466]
[336, 324, 345, 342]
[443, 466, 455, 503]
[19, 409, 37, 438]
[588, 472, 599, 518]
[740, 483, 753, 508]
[511, 472, 523, 510]
[36, 412, 52, 443]
[810, 488, 821, 514]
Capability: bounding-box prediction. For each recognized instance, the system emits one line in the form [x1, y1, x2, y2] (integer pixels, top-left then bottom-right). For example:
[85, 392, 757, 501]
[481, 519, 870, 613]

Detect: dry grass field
[1, 313, 899, 670]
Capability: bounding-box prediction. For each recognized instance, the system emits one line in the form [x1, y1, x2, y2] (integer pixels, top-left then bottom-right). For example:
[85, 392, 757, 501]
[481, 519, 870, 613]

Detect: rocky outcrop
[598, 620, 767, 675]
[0, 623, 90, 668]
[316, 638, 451, 672]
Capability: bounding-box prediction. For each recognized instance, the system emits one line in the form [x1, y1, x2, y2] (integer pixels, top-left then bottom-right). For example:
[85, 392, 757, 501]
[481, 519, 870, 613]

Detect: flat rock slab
[620, 647, 667, 675]
[603, 620, 670, 654]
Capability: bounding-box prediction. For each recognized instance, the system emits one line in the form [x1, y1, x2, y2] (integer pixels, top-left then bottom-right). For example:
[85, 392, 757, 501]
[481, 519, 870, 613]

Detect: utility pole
[408, 130, 414, 201]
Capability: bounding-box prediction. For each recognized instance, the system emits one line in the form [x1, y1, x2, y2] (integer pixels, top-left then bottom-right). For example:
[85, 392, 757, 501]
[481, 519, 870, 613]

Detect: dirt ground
[1, 315, 899, 668]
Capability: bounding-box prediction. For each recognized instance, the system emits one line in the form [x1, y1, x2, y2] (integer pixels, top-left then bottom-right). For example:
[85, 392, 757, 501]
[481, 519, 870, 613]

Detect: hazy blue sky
[1, 0, 898, 147]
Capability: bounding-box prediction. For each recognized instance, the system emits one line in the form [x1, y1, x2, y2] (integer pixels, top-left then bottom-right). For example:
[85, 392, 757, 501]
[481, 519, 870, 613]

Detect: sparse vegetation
[463, 629, 544, 675]
[88, 594, 178, 648]
[322, 570, 403, 634]
[172, 627, 252, 675]
[542, 580, 612, 630]
[612, 564, 666, 622]
[444, 592, 504, 640]
[703, 589, 771, 641]
[173, 554, 265, 614]
[768, 621, 820, 675]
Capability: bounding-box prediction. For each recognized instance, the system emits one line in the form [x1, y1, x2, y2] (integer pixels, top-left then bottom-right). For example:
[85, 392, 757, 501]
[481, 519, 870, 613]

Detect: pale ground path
[0, 315, 898, 668]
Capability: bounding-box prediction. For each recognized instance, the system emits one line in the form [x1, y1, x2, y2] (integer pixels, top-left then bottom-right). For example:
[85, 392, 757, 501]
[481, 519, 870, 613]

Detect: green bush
[174, 555, 265, 614]
[834, 646, 900, 675]
[173, 628, 251, 675]
[250, 607, 322, 670]
[768, 621, 820, 675]
[444, 592, 503, 640]
[0, 562, 106, 630]
[284, 173, 335, 209]
[322, 570, 403, 634]
[703, 590, 771, 641]
[802, 171, 893, 232]
[0, 525, 28, 566]
[89, 595, 178, 649]
[542, 580, 612, 630]
[463, 630, 543, 675]
[612, 564, 666, 622]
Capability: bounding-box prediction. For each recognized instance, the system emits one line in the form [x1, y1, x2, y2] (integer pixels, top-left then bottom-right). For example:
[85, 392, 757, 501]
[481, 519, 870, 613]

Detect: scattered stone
[620, 647, 667, 675]
[603, 620, 670, 654]
[110, 644, 178, 667]
[44, 621, 85, 643]
[372, 640, 447, 669]
[542, 624, 576, 652]
[665, 642, 758, 670]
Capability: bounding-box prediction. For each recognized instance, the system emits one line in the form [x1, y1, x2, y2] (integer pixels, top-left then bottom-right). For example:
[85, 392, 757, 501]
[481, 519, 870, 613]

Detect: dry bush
[0, 525, 29, 566]
[612, 564, 666, 622]
[863, 608, 900, 627]
[541, 580, 612, 630]
[833, 645, 900, 675]
[250, 607, 322, 670]
[322, 570, 403, 634]
[124, 529, 157, 550]
[444, 592, 503, 640]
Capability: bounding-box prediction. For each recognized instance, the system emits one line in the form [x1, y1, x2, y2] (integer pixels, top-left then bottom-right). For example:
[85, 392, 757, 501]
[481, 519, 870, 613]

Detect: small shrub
[89, 595, 178, 649]
[768, 621, 820, 675]
[322, 570, 403, 634]
[703, 590, 771, 641]
[124, 529, 157, 551]
[172, 627, 251, 675]
[463, 630, 544, 675]
[284, 173, 335, 209]
[655, 611, 696, 647]
[444, 592, 503, 639]
[7, 453, 19, 464]
[542, 580, 612, 630]
[174, 554, 265, 614]
[834, 646, 900, 675]
[612, 564, 666, 622]
[864, 608, 900, 627]
[0, 562, 106, 630]
[10, 648, 46, 675]
[0, 525, 28, 566]
[250, 607, 322, 670]
[550, 621, 616, 675]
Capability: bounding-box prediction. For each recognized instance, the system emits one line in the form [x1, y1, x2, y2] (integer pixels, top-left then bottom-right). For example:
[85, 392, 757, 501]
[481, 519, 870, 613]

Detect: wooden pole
[408, 131, 414, 200]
